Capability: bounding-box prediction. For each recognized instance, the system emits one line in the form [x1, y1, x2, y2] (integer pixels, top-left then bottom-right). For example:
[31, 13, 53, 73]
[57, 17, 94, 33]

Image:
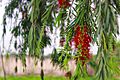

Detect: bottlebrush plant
[3, 0, 120, 80]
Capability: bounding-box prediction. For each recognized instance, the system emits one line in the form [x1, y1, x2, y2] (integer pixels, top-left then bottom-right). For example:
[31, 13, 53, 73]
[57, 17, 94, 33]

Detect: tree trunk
[1, 54, 6, 80]
[40, 49, 44, 80]
[1, 35, 7, 80]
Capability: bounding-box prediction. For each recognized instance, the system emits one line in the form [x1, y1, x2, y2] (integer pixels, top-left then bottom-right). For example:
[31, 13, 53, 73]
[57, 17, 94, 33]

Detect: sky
[0, 0, 120, 55]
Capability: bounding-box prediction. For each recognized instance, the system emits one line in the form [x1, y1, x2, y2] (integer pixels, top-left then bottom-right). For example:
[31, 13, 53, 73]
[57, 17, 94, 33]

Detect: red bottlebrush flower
[70, 25, 92, 66]
[80, 56, 85, 60]
[84, 26, 88, 32]
[64, 1, 71, 8]
[87, 53, 92, 59]
[58, 0, 71, 8]
[58, 0, 63, 6]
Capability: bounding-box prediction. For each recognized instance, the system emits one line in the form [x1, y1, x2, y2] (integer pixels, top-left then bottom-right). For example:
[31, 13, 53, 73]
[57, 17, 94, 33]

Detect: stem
[40, 49, 44, 80]
[1, 53, 6, 80]
[1, 33, 7, 80]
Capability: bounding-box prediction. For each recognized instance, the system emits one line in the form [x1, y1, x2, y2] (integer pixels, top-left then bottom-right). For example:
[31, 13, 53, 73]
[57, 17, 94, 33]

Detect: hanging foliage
[2, 0, 120, 80]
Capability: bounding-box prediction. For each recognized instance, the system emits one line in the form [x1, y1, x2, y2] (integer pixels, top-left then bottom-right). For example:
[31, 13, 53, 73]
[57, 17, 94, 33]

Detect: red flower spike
[64, 1, 71, 8]
[58, 0, 71, 8]
[58, 0, 63, 5]
[70, 25, 92, 66]
[80, 56, 85, 60]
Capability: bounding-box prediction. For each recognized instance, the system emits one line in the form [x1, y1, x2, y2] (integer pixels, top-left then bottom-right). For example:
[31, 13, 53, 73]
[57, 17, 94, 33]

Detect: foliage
[3, 0, 52, 56]
[51, 48, 71, 69]
[2, 0, 120, 80]
[114, 40, 120, 58]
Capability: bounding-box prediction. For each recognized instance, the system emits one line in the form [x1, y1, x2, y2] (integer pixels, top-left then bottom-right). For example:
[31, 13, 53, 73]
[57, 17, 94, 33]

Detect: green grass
[0, 75, 118, 80]
[0, 75, 65, 80]
[0, 75, 97, 80]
